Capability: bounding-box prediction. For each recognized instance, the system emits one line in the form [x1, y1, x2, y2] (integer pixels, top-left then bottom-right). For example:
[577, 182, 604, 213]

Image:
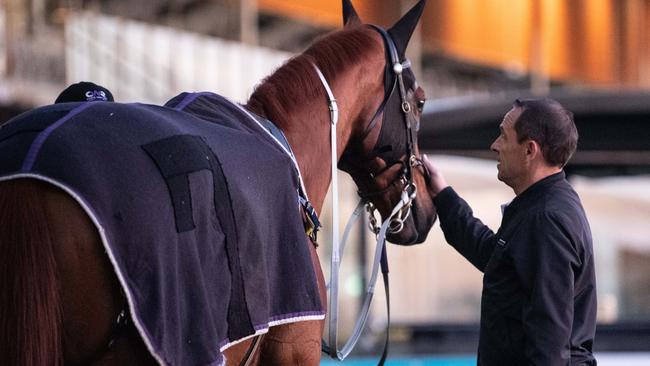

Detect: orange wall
[257, 0, 385, 27]
[422, 0, 531, 69]
[541, 0, 570, 80]
[258, 0, 648, 86]
[421, 0, 620, 85]
[577, 0, 617, 84]
[644, 1, 650, 85]
[257, 1, 410, 28]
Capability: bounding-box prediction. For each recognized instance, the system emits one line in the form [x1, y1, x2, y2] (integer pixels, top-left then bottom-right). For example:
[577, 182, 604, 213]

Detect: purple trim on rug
[21, 102, 95, 172]
[129, 309, 164, 363]
[174, 92, 214, 111]
[264, 310, 327, 328]
[217, 310, 326, 349]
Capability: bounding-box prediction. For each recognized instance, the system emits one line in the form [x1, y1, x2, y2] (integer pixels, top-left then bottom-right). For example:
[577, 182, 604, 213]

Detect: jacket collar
[502, 171, 565, 215]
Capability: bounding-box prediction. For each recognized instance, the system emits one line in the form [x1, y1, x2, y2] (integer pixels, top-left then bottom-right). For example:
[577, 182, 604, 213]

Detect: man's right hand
[422, 155, 449, 198]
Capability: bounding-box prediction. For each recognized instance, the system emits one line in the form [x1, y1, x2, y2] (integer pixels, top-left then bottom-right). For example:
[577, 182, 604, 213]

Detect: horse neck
[246, 60, 383, 215]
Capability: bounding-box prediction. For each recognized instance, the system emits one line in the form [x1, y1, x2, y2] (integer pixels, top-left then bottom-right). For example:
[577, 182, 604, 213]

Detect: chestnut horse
[0, 1, 435, 365]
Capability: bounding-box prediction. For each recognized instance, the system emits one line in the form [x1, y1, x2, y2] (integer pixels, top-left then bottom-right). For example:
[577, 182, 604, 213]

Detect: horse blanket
[0, 92, 324, 365]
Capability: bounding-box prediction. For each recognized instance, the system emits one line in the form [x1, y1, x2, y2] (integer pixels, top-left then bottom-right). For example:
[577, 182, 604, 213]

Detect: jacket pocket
[483, 237, 507, 273]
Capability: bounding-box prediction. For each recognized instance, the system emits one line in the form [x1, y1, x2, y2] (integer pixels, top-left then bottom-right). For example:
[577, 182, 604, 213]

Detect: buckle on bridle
[409, 155, 422, 168]
[301, 199, 321, 245]
[364, 180, 417, 236]
[366, 201, 381, 235]
[401, 101, 411, 113]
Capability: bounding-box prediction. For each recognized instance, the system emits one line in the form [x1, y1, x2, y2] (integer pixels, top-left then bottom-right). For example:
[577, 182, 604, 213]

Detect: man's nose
[490, 140, 498, 152]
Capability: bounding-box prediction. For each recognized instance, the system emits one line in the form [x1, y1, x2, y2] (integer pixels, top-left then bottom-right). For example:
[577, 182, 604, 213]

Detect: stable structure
[420, 88, 650, 177]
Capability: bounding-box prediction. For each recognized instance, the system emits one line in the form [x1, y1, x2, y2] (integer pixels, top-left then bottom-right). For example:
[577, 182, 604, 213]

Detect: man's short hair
[55, 81, 114, 103]
[513, 98, 578, 167]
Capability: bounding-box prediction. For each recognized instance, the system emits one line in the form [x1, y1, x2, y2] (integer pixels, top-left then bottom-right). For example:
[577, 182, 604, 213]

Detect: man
[55, 81, 114, 103]
[422, 98, 597, 365]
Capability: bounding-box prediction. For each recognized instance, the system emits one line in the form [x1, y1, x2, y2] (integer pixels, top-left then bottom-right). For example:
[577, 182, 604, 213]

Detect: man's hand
[422, 155, 449, 197]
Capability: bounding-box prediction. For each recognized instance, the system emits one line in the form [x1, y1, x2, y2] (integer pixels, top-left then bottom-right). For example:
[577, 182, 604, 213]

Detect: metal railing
[65, 11, 293, 104]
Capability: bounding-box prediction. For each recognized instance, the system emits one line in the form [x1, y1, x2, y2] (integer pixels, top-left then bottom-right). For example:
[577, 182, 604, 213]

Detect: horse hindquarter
[0, 179, 153, 365]
[0, 179, 63, 366]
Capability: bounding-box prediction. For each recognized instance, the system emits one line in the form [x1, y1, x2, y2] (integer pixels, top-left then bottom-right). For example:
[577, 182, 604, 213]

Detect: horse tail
[0, 179, 63, 366]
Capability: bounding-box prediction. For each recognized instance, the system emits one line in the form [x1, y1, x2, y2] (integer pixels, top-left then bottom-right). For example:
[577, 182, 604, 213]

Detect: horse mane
[246, 25, 382, 129]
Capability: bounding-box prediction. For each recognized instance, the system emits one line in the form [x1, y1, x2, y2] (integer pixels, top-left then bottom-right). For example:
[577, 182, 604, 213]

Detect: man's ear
[525, 139, 541, 160]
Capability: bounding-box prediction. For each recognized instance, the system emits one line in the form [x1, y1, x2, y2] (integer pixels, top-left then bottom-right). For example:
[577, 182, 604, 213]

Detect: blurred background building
[3, 0, 650, 106]
[1, 0, 649, 364]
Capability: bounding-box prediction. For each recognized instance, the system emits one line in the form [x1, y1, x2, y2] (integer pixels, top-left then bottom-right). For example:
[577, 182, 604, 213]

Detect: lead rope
[328, 192, 413, 361]
[313, 63, 417, 364]
[312, 64, 343, 358]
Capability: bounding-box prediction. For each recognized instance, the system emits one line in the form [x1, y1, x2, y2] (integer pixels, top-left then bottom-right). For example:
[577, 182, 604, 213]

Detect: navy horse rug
[0, 92, 324, 365]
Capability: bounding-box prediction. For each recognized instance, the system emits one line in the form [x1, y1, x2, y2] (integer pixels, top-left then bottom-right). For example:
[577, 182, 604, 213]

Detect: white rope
[312, 62, 421, 361]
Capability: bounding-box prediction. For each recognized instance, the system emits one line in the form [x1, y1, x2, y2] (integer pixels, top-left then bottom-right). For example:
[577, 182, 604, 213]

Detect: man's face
[490, 107, 528, 188]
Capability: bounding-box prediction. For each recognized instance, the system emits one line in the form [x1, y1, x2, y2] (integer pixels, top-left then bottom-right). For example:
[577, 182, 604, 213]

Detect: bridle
[313, 25, 424, 364]
[342, 24, 423, 236]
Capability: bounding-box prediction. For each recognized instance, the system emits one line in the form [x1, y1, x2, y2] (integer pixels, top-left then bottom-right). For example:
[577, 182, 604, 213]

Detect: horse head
[247, 1, 436, 245]
[337, 0, 437, 245]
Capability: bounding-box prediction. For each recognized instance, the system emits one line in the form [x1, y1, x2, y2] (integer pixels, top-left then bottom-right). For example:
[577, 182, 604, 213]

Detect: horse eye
[417, 100, 425, 112]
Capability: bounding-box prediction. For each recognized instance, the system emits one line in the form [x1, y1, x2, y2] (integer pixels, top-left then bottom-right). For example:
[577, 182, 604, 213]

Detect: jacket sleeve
[517, 212, 578, 366]
[433, 186, 497, 272]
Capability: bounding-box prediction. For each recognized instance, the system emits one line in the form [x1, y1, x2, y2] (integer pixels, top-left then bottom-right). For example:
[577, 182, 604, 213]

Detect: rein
[313, 25, 420, 364]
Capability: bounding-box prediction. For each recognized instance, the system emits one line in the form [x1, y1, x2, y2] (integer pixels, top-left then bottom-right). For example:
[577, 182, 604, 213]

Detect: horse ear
[388, 0, 426, 56]
[342, 0, 362, 26]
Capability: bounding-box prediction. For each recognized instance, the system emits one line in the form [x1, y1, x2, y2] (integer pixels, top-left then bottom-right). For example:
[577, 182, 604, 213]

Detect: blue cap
[55, 81, 114, 103]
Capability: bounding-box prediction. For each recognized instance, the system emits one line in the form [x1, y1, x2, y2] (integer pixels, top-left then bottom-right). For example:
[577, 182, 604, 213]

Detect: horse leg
[222, 237, 326, 366]
[254, 321, 321, 365]
[223, 336, 263, 366]
[255, 238, 327, 366]
[224, 320, 322, 366]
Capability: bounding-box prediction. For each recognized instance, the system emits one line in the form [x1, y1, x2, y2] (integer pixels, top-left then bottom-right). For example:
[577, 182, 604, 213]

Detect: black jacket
[434, 172, 597, 366]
